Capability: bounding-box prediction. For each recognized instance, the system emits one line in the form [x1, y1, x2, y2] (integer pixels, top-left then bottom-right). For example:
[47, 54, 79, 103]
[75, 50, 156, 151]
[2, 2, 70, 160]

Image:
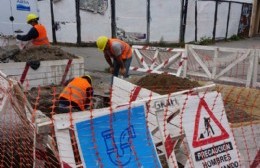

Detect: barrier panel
[185, 45, 256, 87]
[130, 45, 186, 77]
[252, 49, 260, 88]
[0, 68, 260, 167]
[130, 45, 260, 88]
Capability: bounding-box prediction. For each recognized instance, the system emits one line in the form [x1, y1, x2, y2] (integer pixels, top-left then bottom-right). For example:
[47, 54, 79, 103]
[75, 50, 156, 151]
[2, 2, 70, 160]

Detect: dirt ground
[0, 45, 77, 63]
[216, 84, 260, 124]
[26, 73, 259, 124]
[5, 46, 256, 124]
[136, 73, 201, 94]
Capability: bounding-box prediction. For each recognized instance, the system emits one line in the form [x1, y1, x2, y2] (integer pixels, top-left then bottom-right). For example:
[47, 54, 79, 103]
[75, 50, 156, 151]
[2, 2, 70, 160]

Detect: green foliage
[198, 36, 214, 45]
[229, 34, 243, 41]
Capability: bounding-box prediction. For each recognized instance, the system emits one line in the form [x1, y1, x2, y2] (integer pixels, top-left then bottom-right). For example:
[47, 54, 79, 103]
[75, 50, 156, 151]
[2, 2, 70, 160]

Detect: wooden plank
[188, 44, 248, 53]
[189, 46, 212, 78]
[130, 67, 177, 76]
[187, 71, 209, 78]
[215, 50, 251, 79]
[217, 76, 247, 84]
[252, 49, 259, 88]
[154, 53, 181, 71]
[183, 45, 188, 78]
[134, 49, 149, 69]
[212, 48, 218, 78]
[55, 129, 76, 167]
[246, 51, 255, 87]
[150, 49, 159, 69]
[111, 77, 160, 106]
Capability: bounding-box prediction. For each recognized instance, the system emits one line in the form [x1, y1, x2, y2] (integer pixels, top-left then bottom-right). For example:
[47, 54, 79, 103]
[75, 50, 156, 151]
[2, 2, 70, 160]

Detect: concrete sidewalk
[212, 37, 260, 49]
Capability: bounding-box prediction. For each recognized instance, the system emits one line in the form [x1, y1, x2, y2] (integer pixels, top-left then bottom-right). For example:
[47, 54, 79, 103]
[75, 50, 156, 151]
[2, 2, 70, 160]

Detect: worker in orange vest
[16, 13, 50, 46]
[58, 75, 93, 113]
[96, 36, 133, 84]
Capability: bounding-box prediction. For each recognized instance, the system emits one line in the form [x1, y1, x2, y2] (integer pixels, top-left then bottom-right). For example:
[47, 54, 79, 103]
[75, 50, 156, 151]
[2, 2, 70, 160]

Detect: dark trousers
[111, 56, 132, 85]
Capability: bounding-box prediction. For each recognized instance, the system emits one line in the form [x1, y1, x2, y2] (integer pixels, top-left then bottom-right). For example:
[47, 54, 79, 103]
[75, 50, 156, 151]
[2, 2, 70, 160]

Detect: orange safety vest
[32, 24, 50, 46]
[59, 77, 91, 111]
[108, 39, 132, 59]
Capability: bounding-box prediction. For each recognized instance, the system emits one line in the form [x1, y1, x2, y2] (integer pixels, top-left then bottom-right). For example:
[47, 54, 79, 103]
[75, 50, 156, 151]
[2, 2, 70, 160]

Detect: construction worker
[96, 36, 133, 83]
[58, 75, 93, 113]
[16, 13, 50, 46]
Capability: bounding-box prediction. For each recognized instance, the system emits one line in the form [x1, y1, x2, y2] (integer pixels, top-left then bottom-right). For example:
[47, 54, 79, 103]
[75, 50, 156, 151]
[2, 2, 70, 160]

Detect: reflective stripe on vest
[59, 77, 91, 111]
[109, 39, 132, 59]
[33, 24, 50, 46]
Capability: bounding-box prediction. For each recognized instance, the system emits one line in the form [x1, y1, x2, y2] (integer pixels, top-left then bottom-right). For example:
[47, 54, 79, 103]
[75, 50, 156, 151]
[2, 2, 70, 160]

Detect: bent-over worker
[58, 75, 93, 113]
[96, 36, 133, 84]
[16, 13, 50, 46]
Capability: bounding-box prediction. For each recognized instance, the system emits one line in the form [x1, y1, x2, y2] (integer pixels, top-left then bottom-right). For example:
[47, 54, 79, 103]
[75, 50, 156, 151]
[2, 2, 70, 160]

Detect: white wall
[53, 0, 77, 43]
[150, 0, 181, 43]
[185, 0, 196, 43]
[34, 0, 252, 44]
[116, 0, 147, 43]
[0, 0, 38, 36]
[38, 0, 53, 42]
[216, 2, 229, 39]
[0, 0, 13, 36]
[80, 1, 111, 43]
[197, 1, 215, 41]
[228, 3, 242, 37]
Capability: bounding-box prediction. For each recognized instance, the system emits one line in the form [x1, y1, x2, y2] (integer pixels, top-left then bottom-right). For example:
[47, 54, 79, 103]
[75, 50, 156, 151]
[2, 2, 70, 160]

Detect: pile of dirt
[14, 46, 78, 62]
[136, 74, 260, 124]
[0, 45, 77, 63]
[136, 73, 201, 94]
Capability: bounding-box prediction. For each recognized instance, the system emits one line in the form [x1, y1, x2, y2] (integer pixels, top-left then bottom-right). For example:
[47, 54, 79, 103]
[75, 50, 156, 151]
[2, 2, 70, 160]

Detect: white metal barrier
[185, 45, 256, 87]
[130, 45, 186, 77]
[252, 49, 260, 88]
[130, 45, 260, 88]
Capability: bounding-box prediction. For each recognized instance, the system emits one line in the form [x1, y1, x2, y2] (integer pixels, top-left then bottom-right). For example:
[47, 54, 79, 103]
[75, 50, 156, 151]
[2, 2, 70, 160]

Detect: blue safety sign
[17, 0, 30, 11]
[75, 105, 162, 168]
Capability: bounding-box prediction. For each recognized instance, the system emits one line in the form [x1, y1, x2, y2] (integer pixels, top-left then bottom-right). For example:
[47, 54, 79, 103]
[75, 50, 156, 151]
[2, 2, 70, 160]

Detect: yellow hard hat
[96, 36, 108, 51]
[27, 13, 38, 23]
[82, 74, 92, 84]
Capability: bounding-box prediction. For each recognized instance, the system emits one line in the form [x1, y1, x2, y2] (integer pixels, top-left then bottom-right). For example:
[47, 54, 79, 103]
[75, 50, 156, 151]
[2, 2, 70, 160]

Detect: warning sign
[192, 98, 229, 148]
[182, 92, 242, 168]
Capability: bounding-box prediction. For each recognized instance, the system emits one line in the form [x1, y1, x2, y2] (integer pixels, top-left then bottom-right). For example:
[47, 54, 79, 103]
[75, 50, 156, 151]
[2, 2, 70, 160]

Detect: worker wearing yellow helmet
[96, 36, 133, 84]
[58, 75, 94, 113]
[16, 13, 50, 47]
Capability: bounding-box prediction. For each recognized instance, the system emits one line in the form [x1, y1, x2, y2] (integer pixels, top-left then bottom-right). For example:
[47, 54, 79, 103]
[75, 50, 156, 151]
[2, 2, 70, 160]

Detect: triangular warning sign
[192, 98, 229, 148]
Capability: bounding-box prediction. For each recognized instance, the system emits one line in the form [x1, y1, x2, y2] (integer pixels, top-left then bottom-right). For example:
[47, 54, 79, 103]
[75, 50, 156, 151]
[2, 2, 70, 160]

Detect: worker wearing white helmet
[16, 13, 50, 46]
[96, 36, 133, 84]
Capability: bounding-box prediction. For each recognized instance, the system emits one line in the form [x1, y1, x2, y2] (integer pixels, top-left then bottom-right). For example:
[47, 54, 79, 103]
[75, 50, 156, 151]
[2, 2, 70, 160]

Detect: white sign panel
[182, 92, 241, 168]
[54, 103, 162, 167]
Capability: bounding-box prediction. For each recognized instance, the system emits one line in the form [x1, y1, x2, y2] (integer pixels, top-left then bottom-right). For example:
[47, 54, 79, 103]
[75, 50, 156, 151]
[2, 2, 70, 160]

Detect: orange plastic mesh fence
[0, 76, 259, 168]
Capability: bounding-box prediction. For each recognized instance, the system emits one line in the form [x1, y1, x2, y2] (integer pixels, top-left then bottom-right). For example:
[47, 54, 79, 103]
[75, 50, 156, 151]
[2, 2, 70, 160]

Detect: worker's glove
[120, 67, 126, 75]
[109, 67, 114, 74]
